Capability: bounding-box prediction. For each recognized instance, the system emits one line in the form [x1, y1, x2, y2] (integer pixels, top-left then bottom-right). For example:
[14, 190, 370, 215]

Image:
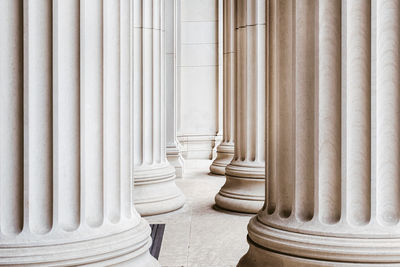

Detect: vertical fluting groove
[104, 0, 121, 224]
[234, 7, 241, 162]
[340, 0, 348, 223]
[80, 0, 86, 225]
[253, 26, 267, 163]
[154, 0, 161, 164]
[246, 26, 253, 162]
[224, 0, 236, 144]
[313, 0, 320, 222]
[160, 0, 166, 164]
[54, 0, 81, 231]
[255, 15, 266, 163]
[152, 0, 156, 164]
[0, 0, 24, 235]
[246, 4, 255, 162]
[266, 0, 277, 215]
[318, 0, 342, 224]
[82, 0, 104, 227]
[275, 0, 294, 218]
[376, 0, 400, 225]
[26, 0, 53, 234]
[143, 5, 153, 165]
[236, 0, 245, 162]
[121, 0, 131, 219]
[233, 1, 239, 161]
[346, 0, 371, 225]
[370, 0, 377, 222]
[294, 0, 315, 222]
[240, 22, 247, 163]
[132, 0, 143, 166]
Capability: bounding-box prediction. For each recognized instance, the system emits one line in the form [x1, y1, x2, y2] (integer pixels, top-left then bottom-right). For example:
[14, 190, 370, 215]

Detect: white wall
[177, 0, 222, 159]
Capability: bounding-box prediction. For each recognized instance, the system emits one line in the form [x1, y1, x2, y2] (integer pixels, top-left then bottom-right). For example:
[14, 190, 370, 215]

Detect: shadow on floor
[212, 204, 256, 217]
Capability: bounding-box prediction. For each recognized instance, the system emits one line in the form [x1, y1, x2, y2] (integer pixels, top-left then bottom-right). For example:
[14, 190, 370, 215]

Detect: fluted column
[215, 0, 265, 213]
[133, 0, 185, 216]
[210, 0, 236, 175]
[0, 1, 158, 265]
[166, 0, 184, 178]
[239, 0, 400, 265]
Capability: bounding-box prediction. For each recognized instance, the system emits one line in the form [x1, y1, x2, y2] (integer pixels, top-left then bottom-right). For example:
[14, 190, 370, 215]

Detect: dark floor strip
[149, 224, 166, 259]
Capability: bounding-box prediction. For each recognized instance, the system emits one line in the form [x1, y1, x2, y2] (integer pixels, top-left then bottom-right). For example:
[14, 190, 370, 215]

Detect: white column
[239, 0, 400, 265]
[215, 0, 265, 213]
[0, 1, 158, 265]
[213, 0, 224, 159]
[133, 0, 185, 216]
[210, 0, 236, 175]
[166, 0, 184, 178]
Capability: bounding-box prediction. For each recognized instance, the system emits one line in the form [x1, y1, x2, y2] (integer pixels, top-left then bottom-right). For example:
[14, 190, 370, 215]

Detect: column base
[239, 216, 400, 266]
[215, 160, 264, 213]
[0, 219, 159, 266]
[209, 141, 234, 175]
[167, 145, 185, 178]
[238, 237, 363, 267]
[134, 163, 185, 216]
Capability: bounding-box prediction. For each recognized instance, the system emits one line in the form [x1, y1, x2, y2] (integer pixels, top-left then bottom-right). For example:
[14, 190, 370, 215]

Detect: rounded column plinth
[167, 145, 185, 178]
[210, 142, 234, 175]
[215, 161, 264, 213]
[134, 163, 185, 216]
[239, 216, 400, 266]
[0, 219, 159, 266]
[238, 237, 383, 267]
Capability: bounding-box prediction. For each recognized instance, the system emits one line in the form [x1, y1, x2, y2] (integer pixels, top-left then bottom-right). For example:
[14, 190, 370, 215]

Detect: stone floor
[145, 160, 253, 267]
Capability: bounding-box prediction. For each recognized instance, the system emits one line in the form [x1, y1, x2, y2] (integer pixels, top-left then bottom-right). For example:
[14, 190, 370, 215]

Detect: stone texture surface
[210, 0, 236, 176]
[177, 0, 222, 160]
[0, 0, 158, 265]
[240, 0, 400, 265]
[215, 0, 265, 214]
[146, 160, 251, 267]
[132, 0, 185, 216]
[166, 0, 185, 178]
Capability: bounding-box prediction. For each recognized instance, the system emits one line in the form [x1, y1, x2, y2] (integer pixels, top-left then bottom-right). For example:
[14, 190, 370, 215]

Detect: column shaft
[166, 0, 184, 178]
[239, 0, 400, 265]
[0, 1, 158, 265]
[210, 0, 236, 175]
[133, 0, 185, 216]
[215, 0, 266, 213]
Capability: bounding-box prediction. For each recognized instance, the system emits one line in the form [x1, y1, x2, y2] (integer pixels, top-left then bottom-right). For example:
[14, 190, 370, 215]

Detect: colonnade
[2, 0, 400, 265]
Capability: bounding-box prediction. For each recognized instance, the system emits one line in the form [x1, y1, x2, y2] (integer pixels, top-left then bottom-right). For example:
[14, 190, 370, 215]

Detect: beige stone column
[133, 0, 185, 216]
[0, 1, 158, 265]
[210, 0, 236, 175]
[215, 0, 265, 213]
[239, 0, 400, 265]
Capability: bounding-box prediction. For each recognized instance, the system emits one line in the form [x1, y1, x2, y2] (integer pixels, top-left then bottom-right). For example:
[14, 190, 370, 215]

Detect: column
[166, 0, 184, 178]
[210, 0, 236, 175]
[0, 1, 158, 265]
[215, 0, 265, 213]
[239, 0, 400, 265]
[133, 0, 185, 216]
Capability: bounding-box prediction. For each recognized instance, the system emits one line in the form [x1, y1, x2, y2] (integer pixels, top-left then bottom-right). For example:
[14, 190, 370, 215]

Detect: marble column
[0, 0, 158, 265]
[215, 0, 265, 213]
[210, 0, 236, 176]
[239, 0, 400, 265]
[166, 0, 184, 178]
[133, 0, 185, 216]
